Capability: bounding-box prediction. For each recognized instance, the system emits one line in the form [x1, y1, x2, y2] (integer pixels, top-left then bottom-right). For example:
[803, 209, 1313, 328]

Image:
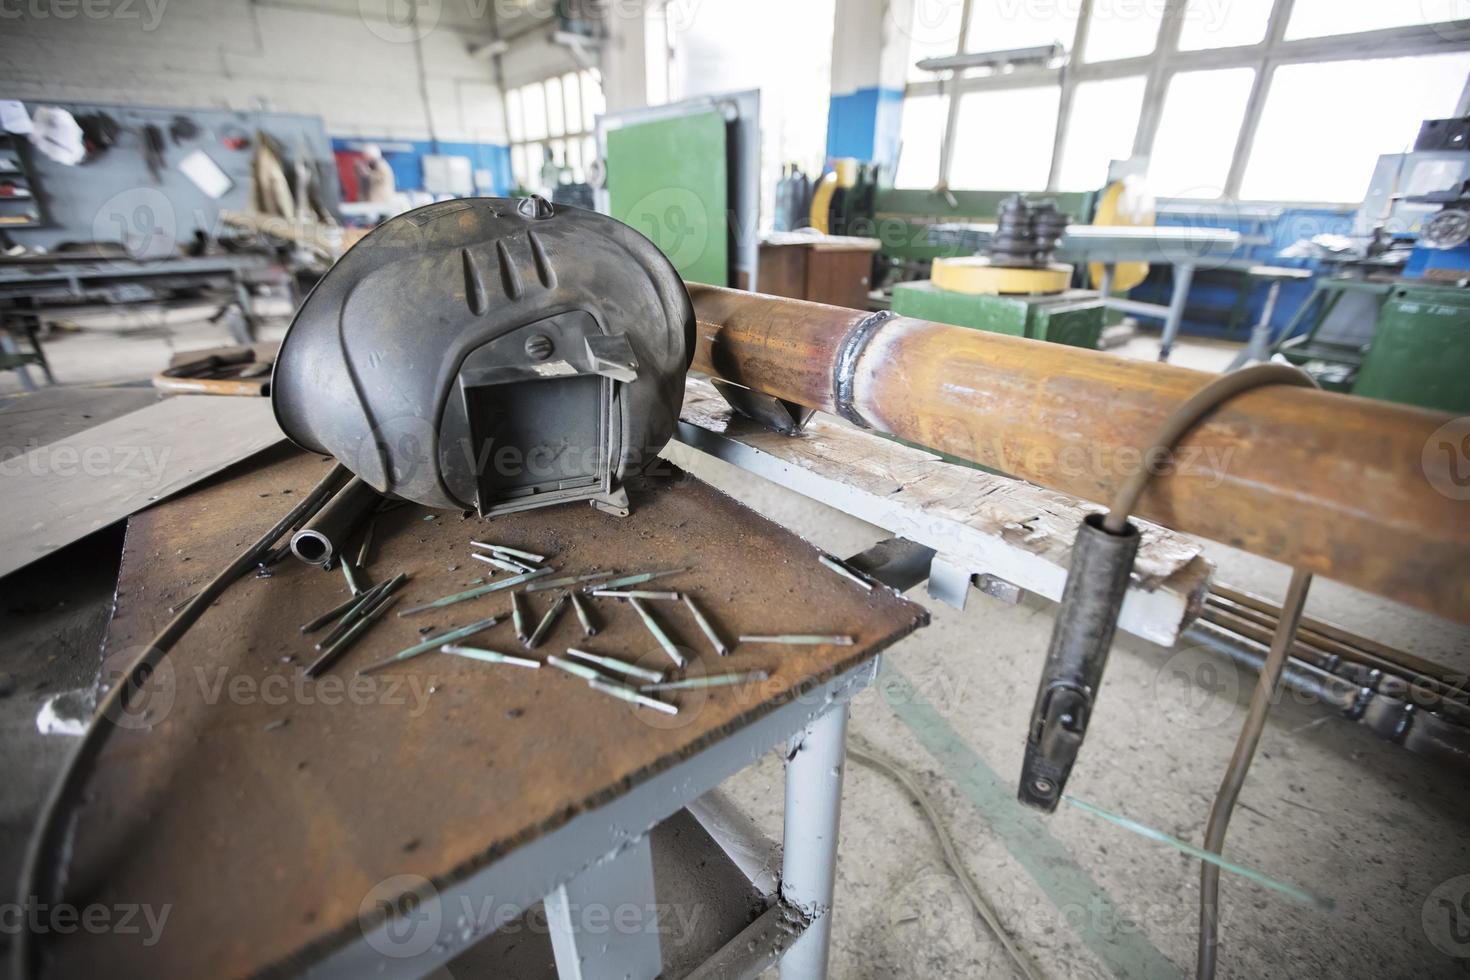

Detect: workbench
[929, 223, 1242, 361]
[39, 447, 926, 979]
[0, 252, 289, 389]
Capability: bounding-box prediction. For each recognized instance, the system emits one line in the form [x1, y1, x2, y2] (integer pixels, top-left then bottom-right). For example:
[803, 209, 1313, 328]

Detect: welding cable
[1102, 363, 1316, 535]
[13, 462, 349, 980]
[1197, 568, 1313, 980]
[848, 738, 1045, 980]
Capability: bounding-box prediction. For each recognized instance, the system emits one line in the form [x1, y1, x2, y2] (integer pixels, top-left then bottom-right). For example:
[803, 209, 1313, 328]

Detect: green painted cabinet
[891, 280, 1104, 349]
[1354, 284, 1470, 414]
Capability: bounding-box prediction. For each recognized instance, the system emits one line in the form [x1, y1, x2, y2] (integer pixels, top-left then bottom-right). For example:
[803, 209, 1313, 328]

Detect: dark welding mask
[272, 196, 694, 517]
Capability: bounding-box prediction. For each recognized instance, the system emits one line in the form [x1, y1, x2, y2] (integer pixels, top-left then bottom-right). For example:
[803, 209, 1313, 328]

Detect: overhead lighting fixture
[916, 42, 1065, 74]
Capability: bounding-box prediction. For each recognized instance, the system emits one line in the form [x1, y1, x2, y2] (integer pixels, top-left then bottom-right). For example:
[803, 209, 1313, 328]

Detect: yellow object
[832, 157, 860, 188]
[1089, 178, 1156, 292]
[809, 170, 837, 234]
[932, 257, 1074, 296]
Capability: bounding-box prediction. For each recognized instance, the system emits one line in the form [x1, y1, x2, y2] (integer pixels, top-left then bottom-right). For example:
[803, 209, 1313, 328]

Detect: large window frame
[505, 69, 605, 191]
[902, 0, 1470, 204]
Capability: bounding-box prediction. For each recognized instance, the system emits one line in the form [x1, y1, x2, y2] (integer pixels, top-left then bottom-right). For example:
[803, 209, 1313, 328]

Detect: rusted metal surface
[44, 446, 926, 978]
[688, 284, 1470, 624]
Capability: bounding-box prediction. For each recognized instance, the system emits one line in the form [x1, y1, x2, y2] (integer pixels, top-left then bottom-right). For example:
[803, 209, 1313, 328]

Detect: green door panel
[605, 111, 729, 287]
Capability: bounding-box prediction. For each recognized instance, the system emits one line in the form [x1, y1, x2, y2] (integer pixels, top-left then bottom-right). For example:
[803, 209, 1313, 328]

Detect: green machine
[891, 280, 1104, 348]
[1276, 278, 1470, 414]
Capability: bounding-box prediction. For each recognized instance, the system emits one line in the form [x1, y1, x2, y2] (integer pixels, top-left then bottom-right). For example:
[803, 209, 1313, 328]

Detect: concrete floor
[4, 310, 1469, 978]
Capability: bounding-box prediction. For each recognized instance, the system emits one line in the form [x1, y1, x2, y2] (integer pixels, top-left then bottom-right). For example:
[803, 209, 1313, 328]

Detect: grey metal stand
[779, 703, 851, 980]
[546, 835, 662, 980]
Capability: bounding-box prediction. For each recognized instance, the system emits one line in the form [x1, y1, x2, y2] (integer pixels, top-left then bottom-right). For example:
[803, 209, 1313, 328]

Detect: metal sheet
[42, 450, 926, 977]
[0, 395, 283, 579]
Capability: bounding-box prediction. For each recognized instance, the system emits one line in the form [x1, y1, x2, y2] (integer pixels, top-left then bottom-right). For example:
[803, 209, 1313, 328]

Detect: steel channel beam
[687, 284, 1469, 624]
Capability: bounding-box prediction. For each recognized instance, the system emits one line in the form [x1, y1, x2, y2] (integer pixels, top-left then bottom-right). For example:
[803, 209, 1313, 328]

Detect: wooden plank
[677, 378, 1212, 645]
[46, 449, 926, 977]
[0, 395, 283, 579]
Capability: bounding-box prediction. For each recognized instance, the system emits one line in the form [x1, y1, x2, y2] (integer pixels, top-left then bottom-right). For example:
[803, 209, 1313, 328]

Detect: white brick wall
[0, 0, 509, 142]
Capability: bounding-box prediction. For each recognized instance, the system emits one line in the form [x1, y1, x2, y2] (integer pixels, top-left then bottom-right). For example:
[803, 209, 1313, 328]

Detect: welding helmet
[272, 196, 694, 516]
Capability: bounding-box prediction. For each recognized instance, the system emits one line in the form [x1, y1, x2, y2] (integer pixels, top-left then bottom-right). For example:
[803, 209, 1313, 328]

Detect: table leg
[23, 317, 56, 384]
[545, 833, 663, 980]
[1228, 279, 1283, 371]
[1, 332, 37, 391]
[779, 701, 851, 980]
[232, 274, 258, 344]
[1158, 262, 1196, 363]
[1098, 263, 1114, 300]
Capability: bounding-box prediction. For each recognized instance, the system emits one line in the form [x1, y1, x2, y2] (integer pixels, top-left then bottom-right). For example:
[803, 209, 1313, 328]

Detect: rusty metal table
[38, 446, 927, 980]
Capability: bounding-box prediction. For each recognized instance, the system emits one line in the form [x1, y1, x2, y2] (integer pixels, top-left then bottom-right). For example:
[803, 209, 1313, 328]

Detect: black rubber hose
[13, 461, 348, 980]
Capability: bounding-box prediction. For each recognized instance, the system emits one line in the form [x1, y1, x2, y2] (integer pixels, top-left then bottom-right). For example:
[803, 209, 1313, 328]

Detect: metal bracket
[711, 380, 815, 435]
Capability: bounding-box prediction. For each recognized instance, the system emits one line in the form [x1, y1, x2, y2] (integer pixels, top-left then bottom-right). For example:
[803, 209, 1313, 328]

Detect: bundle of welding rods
[293, 529, 870, 716]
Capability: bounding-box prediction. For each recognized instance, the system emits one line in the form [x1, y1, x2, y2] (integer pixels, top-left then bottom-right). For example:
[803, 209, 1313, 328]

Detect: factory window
[906, 0, 966, 81]
[1240, 52, 1470, 202]
[1146, 67, 1255, 198]
[966, 0, 1079, 62]
[1178, 0, 1273, 50]
[1056, 75, 1148, 191]
[894, 94, 947, 188]
[506, 70, 604, 191]
[1285, 0, 1470, 40]
[1082, 3, 1164, 62]
[948, 86, 1061, 190]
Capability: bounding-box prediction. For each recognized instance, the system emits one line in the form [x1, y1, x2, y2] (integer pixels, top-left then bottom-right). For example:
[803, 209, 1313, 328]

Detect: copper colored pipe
[687, 285, 1469, 624]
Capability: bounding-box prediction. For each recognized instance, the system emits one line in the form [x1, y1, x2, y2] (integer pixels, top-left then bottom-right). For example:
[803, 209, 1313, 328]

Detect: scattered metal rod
[642, 671, 769, 692]
[311, 575, 402, 652]
[1200, 604, 1470, 722]
[473, 553, 531, 574]
[356, 515, 377, 568]
[547, 654, 604, 683]
[397, 568, 552, 616]
[169, 591, 202, 615]
[527, 593, 569, 648]
[590, 589, 683, 601]
[629, 597, 687, 668]
[341, 557, 365, 596]
[566, 647, 665, 684]
[358, 615, 503, 674]
[738, 634, 855, 646]
[1184, 620, 1470, 769]
[682, 594, 730, 656]
[300, 589, 371, 634]
[526, 570, 616, 593]
[440, 645, 540, 669]
[1205, 594, 1468, 707]
[304, 594, 400, 678]
[588, 677, 679, 715]
[511, 591, 529, 642]
[818, 554, 873, 591]
[593, 568, 689, 591]
[569, 591, 598, 636]
[470, 542, 547, 563]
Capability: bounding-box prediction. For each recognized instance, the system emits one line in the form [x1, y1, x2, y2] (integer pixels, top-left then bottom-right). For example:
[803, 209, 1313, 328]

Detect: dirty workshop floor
[3, 309, 1468, 979]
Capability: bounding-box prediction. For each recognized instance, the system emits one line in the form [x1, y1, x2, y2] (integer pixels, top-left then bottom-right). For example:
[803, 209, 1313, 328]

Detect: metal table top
[40, 446, 926, 978]
[929, 222, 1242, 262]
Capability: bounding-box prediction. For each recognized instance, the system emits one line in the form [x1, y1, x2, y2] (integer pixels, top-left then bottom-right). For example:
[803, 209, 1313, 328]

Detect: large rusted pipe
[688, 284, 1469, 625]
